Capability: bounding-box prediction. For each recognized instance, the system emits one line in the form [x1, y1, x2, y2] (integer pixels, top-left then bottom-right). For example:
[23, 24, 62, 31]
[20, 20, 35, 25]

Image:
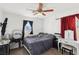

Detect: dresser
[58, 38, 79, 55]
[0, 39, 10, 55]
[53, 36, 58, 49]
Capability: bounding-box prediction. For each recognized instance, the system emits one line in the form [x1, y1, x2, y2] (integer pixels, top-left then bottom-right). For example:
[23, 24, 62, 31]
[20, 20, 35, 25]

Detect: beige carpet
[10, 47, 62, 55]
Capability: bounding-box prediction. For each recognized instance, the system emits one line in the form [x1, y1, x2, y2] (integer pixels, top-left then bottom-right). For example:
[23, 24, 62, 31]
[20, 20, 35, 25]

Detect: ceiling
[0, 3, 79, 17]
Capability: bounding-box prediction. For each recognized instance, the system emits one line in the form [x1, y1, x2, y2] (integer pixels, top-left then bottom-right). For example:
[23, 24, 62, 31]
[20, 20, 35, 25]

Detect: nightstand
[62, 44, 73, 55]
[53, 37, 58, 49]
[54, 34, 62, 51]
[0, 39, 10, 55]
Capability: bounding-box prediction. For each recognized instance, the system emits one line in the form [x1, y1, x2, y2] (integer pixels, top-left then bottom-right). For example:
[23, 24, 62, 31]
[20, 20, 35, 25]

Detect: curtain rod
[56, 13, 79, 20]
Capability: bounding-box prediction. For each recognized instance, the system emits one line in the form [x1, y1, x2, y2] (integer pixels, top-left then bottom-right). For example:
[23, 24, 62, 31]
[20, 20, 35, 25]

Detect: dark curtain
[22, 20, 33, 40]
[61, 16, 76, 40]
[1, 18, 8, 36]
[29, 21, 33, 34]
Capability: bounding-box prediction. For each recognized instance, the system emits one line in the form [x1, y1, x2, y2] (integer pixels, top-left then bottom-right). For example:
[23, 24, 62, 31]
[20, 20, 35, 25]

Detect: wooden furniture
[57, 38, 79, 55]
[10, 30, 22, 48]
[62, 44, 73, 55]
[53, 36, 58, 49]
[10, 38, 22, 48]
[0, 39, 10, 55]
[54, 33, 62, 51]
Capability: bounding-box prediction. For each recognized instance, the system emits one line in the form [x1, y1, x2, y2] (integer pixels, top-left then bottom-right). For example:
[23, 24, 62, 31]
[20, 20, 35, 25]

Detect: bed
[23, 33, 55, 55]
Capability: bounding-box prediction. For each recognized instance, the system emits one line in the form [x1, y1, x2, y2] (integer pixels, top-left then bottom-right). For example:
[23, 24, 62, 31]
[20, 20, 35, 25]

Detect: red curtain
[61, 16, 77, 40]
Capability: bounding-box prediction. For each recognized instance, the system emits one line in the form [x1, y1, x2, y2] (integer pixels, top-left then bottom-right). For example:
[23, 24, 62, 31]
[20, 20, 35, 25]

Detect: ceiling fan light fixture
[26, 3, 54, 16]
[36, 13, 43, 16]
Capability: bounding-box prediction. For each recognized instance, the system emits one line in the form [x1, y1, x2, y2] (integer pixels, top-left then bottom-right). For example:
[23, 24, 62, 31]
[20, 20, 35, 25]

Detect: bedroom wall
[0, 9, 4, 37]
[3, 12, 23, 34]
[43, 14, 61, 34]
[0, 11, 44, 49]
[2, 11, 44, 35]
[43, 11, 79, 34]
[0, 9, 3, 22]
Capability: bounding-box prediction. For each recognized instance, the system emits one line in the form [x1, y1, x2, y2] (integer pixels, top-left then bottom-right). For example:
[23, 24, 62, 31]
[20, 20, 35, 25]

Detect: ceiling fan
[27, 3, 54, 16]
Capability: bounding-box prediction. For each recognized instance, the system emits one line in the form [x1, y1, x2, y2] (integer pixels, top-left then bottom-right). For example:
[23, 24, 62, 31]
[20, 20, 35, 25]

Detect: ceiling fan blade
[26, 8, 34, 11]
[38, 3, 43, 11]
[33, 12, 39, 15]
[43, 9, 54, 12]
[26, 8, 37, 13]
[42, 13, 46, 16]
[33, 12, 46, 16]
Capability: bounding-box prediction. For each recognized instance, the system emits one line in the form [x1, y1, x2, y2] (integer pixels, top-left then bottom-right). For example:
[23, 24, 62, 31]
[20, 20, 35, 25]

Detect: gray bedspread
[23, 33, 55, 55]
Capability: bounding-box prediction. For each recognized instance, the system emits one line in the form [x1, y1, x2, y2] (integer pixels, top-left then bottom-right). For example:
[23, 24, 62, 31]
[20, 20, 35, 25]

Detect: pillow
[39, 32, 44, 35]
[38, 34, 43, 37]
[13, 33, 22, 39]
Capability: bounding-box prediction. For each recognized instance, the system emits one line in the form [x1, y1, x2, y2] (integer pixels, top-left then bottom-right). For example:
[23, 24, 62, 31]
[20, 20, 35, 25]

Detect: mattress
[23, 34, 55, 55]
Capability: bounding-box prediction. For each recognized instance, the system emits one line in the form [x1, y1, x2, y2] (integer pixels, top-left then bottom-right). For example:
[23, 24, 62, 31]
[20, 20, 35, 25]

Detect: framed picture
[22, 20, 33, 39]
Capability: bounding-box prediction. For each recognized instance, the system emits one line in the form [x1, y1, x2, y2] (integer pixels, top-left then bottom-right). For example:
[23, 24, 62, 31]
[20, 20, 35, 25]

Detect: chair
[11, 30, 22, 48]
[0, 33, 10, 55]
[61, 30, 74, 55]
[62, 44, 73, 55]
[65, 30, 74, 41]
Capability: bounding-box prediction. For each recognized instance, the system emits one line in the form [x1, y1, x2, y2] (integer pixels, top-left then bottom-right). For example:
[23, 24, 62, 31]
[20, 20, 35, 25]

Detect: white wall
[2, 11, 44, 35]
[23, 17, 44, 35]
[33, 18, 44, 34]
[3, 12, 23, 34]
[43, 14, 61, 34]
[43, 11, 79, 34]
[1, 8, 78, 36]
[0, 9, 4, 37]
[0, 9, 3, 22]
[1, 11, 44, 49]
